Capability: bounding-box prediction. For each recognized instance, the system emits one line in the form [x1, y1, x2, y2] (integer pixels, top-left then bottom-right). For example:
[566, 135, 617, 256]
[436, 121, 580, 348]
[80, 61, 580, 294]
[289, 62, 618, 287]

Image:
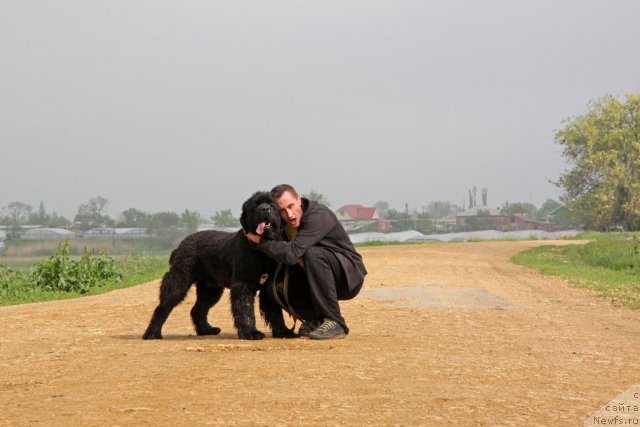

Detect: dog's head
[240, 191, 282, 241]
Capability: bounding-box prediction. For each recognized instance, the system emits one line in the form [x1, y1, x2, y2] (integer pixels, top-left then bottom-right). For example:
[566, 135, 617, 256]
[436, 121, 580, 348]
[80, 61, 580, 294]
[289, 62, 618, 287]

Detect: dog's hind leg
[142, 271, 192, 340]
[191, 282, 223, 336]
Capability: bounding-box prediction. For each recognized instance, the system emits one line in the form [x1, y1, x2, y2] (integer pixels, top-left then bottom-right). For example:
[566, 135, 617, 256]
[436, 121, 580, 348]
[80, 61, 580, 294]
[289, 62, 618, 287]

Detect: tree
[29, 201, 49, 225]
[555, 94, 640, 230]
[2, 201, 33, 239]
[303, 189, 331, 207]
[118, 208, 149, 228]
[427, 201, 456, 218]
[502, 202, 537, 217]
[74, 196, 110, 230]
[411, 210, 435, 234]
[465, 209, 494, 231]
[180, 209, 202, 234]
[49, 212, 71, 228]
[385, 208, 405, 221]
[147, 211, 180, 232]
[374, 201, 390, 218]
[148, 211, 182, 249]
[212, 209, 239, 228]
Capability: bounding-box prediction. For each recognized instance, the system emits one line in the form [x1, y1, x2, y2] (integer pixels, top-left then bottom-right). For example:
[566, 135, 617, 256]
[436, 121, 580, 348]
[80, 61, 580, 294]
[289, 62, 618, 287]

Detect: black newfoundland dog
[142, 191, 296, 340]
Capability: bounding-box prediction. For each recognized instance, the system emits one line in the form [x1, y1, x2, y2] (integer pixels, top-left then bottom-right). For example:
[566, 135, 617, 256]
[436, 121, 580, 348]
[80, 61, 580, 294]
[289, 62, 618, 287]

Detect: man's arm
[258, 208, 335, 265]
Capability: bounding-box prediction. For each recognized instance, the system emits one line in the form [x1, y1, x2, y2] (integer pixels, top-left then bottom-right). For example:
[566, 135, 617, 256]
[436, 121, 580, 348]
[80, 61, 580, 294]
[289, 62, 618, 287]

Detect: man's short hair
[271, 184, 298, 200]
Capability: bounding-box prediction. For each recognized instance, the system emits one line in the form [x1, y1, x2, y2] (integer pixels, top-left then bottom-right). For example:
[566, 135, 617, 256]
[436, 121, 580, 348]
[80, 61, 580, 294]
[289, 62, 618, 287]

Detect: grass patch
[512, 232, 640, 309]
[0, 242, 167, 307]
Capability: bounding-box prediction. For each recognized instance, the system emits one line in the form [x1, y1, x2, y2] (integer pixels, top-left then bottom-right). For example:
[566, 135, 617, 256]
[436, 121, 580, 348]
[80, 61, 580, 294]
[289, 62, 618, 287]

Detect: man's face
[276, 191, 303, 229]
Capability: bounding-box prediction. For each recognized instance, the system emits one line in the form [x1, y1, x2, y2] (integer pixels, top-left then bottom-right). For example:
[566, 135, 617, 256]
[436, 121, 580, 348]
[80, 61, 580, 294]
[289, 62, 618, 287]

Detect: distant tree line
[0, 185, 585, 240]
[0, 196, 241, 241]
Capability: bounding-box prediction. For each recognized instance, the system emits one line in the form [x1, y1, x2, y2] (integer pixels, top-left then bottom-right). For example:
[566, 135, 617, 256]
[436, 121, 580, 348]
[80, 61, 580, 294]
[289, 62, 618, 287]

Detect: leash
[246, 231, 301, 330]
[271, 262, 301, 329]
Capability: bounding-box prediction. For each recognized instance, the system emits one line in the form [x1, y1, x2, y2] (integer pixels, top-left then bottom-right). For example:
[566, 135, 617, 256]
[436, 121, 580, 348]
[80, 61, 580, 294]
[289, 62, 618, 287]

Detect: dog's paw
[142, 330, 162, 340]
[272, 328, 299, 339]
[238, 330, 265, 340]
[196, 326, 221, 336]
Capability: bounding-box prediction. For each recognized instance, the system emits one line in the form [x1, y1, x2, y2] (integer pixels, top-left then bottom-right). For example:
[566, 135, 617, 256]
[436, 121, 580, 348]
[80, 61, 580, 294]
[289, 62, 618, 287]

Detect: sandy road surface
[1, 241, 640, 426]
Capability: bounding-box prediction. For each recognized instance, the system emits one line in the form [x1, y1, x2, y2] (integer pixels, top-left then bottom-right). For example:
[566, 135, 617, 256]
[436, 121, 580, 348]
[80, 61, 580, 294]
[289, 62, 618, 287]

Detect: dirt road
[1, 241, 639, 426]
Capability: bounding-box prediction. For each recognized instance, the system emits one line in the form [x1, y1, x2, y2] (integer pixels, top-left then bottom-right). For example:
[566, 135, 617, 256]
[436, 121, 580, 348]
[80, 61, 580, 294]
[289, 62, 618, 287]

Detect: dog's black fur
[142, 191, 296, 340]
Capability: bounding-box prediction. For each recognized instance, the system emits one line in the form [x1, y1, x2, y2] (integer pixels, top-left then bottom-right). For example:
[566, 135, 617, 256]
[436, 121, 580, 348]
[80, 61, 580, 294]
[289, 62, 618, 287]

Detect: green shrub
[0, 264, 37, 300]
[32, 240, 122, 293]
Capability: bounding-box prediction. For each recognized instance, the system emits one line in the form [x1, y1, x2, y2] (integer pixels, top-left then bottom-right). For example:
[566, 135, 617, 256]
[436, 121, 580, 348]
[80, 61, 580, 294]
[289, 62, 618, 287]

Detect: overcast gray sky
[2, 1, 639, 219]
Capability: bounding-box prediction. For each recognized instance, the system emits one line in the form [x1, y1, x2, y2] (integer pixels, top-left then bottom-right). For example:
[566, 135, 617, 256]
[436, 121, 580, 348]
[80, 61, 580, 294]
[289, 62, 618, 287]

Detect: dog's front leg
[230, 282, 265, 340]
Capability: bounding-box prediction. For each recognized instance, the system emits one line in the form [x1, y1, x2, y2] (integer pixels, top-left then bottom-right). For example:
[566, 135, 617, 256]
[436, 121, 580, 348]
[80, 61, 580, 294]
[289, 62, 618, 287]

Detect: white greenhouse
[22, 228, 76, 240]
[84, 228, 149, 238]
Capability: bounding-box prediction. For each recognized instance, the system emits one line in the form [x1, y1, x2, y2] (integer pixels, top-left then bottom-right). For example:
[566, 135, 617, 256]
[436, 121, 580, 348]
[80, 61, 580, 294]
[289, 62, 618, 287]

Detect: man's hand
[245, 232, 261, 244]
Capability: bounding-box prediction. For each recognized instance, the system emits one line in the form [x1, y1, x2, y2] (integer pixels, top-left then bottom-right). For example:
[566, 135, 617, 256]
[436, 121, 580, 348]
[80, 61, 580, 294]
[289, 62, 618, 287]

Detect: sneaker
[308, 319, 346, 340]
[297, 320, 321, 337]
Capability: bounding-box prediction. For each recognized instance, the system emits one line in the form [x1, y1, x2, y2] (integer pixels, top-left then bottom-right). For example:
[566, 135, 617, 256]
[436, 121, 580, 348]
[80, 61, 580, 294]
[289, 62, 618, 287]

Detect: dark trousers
[284, 246, 362, 334]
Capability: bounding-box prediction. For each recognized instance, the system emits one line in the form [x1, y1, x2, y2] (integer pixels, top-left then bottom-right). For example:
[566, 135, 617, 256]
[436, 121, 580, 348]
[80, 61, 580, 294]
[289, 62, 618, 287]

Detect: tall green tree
[555, 94, 640, 230]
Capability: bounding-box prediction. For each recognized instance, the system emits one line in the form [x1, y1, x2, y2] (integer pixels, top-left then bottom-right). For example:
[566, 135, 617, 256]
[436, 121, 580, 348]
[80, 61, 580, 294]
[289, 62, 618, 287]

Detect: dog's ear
[240, 198, 251, 232]
[239, 210, 248, 232]
[240, 214, 247, 232]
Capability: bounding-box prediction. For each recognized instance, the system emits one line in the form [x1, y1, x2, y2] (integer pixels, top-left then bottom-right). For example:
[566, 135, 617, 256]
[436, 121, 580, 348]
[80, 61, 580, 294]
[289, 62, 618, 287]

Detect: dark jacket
[258, 198, 367, 292]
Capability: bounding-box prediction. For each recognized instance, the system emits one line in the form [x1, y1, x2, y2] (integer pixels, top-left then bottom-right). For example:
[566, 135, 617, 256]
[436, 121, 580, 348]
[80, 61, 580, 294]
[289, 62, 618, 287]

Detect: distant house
[335, 205, 384, 232]
[434, 214, 458, 231]
[454, 206, 556, 232]
[454, 205, 502, 227]
[493, 214, 557, 232]
[547, 205, 575, 229]
[335, 205, 379, 222]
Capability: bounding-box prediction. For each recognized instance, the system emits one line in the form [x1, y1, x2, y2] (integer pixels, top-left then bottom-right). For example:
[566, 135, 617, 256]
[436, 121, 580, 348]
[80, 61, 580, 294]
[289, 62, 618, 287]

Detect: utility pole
[404, 202, 409, 231]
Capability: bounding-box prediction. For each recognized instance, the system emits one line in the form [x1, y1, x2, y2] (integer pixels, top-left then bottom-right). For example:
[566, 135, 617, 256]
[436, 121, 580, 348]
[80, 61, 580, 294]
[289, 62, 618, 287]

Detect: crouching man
[245, 184, 367, 339]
